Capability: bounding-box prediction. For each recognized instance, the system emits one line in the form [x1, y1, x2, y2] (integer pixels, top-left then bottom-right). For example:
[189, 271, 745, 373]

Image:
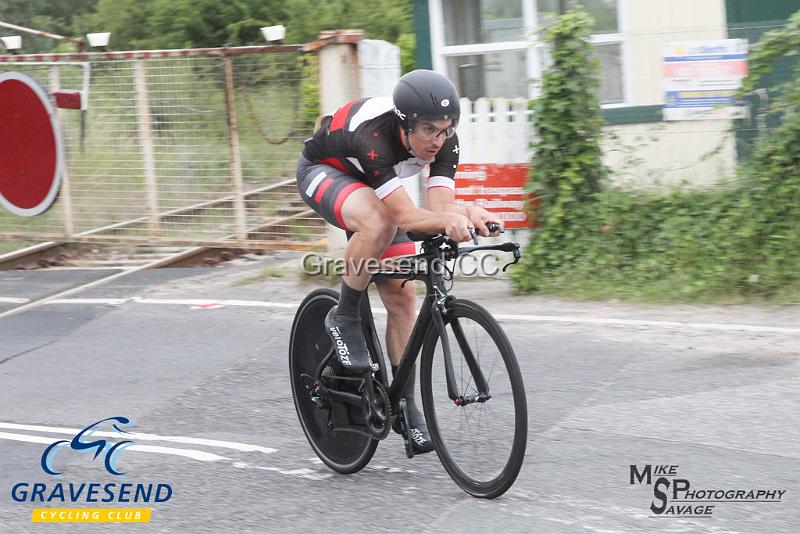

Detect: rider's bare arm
[427, 186, 467, 215]
[381, 186, 472, 242]
[426, 187, 503, 237]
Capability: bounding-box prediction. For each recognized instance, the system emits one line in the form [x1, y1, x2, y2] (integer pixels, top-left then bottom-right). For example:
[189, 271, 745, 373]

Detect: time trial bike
[289, 223, 527, 498]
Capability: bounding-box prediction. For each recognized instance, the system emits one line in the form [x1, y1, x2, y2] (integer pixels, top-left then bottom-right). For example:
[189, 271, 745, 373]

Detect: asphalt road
[0, 257, 798, 533]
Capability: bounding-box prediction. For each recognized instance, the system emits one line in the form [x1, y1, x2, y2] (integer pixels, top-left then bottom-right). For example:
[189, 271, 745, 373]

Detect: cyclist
[296, 69, 502, 453]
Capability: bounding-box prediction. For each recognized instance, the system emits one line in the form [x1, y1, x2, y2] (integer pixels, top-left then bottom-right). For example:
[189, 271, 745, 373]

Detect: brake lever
[467, 222, 503, 245]
[468, 227, 479, 245]
[502, 246, 521, 272]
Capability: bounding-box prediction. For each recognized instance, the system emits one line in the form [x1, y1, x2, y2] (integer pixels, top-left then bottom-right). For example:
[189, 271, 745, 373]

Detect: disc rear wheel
[289, 289, 378, 474]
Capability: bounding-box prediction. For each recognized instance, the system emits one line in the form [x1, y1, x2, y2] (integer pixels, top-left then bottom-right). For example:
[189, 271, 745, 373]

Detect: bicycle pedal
[399, 399, 414, 459]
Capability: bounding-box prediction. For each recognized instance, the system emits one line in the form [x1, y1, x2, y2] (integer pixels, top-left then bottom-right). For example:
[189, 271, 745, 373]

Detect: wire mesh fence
[0, 46, 326, 249]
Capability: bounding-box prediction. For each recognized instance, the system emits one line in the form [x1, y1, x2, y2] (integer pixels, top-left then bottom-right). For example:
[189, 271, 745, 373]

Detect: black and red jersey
[302, 97, 460, 199]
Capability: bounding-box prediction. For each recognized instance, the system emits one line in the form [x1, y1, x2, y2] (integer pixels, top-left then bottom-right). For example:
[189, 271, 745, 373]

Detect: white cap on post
[260, 25, 286, 42]
[0, 36, 22, 51]
[86, 32, 111, 48]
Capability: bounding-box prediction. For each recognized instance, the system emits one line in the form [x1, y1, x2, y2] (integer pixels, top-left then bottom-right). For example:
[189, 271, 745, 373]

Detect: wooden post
[222, 49, 247, 242]
[49, 65, 75, 236]
[133, 60, 160, 235]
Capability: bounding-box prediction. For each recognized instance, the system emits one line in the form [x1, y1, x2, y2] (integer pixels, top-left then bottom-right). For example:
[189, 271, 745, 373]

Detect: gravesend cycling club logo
[630, 464, 786, 518]
[10, 417, 173, 524]
[41, 416, 134, 476]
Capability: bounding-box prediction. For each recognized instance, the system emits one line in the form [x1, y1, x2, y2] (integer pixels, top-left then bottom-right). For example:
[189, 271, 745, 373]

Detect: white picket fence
[457, 97, 532, 164]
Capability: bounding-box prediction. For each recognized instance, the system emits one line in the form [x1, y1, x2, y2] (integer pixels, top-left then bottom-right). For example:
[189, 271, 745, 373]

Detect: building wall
[625, 0, 728, 105]
[417, 1, 795, 189]
[609, 0, 735, 188]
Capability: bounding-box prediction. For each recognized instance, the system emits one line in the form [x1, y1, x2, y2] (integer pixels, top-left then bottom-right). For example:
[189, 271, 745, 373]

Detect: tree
[720, 9, 800, 293]
[0, 0, 98, 52]
[71, 0, 411, 51]
[511, 8, 606, 291]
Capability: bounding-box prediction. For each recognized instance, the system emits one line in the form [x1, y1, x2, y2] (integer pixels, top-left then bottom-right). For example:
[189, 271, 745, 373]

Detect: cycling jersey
[301, 96, 460, 199]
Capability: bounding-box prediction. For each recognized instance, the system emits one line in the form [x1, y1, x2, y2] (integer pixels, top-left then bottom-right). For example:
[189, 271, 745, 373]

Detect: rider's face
[404, 119, 453, 160]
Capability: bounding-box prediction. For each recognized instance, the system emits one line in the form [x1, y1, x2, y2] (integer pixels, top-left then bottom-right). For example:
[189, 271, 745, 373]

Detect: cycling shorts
[296, 155, 418, 259]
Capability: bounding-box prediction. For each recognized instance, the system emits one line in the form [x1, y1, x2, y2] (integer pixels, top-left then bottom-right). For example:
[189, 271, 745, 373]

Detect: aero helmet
[392, 69, 460, 133]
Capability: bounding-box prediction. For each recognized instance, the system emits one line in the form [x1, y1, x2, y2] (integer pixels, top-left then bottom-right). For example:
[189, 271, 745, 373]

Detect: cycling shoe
[393, 401, 434, 454]
[324, 307, 372, 375]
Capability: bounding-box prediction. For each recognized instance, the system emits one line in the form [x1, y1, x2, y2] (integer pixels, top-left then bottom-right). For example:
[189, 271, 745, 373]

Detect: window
[537, 0, 618, 33]
[446, 51, 529, 99]
[432, 0, 626, 104]
[443, 0, 525, 45]
[595, 43, 623, 104]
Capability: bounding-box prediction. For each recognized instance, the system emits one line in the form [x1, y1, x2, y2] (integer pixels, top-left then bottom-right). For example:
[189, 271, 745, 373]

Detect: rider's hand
[443, 212, 472, 242]
[466, 206, 503, 237]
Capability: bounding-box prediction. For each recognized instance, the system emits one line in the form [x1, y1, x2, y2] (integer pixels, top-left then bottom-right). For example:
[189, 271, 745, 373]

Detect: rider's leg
[323, 187, 396, 373]
[296, 160, 396, 373]
[374, 278, 416, 367]
[339, 187, 397, 294]
[375, 277, 434, 454]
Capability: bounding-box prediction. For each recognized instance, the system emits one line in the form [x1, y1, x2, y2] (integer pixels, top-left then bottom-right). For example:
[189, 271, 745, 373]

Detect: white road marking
[126, 444, 228, 462]
[0, 423, 277, 455]
[11, 296, 794, 334]
[366, 464, 417, 474]
[493, 313, 800, 334]
[130, 297, 297, 309]
[0, 432, 228, 462]
[232, 461, 333, 480]
[48, 297, 129, 305]
[0, 425, 335, 482]
[0, 297, 30, 304]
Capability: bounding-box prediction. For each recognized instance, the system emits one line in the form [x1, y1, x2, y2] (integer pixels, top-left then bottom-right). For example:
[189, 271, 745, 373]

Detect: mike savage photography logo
[10, 417, 172, 524]
[630, 464, 786, 518]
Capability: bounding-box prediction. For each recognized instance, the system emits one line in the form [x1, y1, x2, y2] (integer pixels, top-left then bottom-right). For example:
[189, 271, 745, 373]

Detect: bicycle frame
[362, 235, 518, 407]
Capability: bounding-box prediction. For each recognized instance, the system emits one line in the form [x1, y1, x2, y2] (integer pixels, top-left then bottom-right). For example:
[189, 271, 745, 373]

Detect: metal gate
[0, 45, 325, 249]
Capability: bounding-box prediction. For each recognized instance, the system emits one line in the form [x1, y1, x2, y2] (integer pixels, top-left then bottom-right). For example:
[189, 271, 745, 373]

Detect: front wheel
[420, 299, 528, 498]
[289, 288, 378, 474]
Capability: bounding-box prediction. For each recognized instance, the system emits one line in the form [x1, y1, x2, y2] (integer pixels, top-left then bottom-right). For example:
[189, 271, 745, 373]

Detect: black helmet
[392, 69, 460, 132]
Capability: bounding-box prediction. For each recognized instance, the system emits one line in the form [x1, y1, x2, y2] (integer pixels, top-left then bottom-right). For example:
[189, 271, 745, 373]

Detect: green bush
[511, 7, 606, 291]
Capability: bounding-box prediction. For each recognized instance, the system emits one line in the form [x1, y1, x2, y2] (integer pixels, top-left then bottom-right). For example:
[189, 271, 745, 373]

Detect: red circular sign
[0, 72, 63, 216]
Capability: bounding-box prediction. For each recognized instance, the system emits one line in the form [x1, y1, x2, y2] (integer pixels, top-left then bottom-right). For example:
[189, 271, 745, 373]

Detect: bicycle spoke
[451, 318, 488, 395]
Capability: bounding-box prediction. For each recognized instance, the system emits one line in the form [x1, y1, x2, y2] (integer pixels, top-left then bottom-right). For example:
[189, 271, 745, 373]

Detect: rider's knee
[381, 282, 416, 320]
[360, 213, 397, 248]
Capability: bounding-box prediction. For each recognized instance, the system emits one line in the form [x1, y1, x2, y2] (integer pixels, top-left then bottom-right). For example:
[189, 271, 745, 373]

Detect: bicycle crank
[360, 377, 390, 439]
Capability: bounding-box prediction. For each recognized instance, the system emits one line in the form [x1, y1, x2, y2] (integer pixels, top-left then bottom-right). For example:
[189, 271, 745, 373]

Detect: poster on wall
[662, 39, 749, 121]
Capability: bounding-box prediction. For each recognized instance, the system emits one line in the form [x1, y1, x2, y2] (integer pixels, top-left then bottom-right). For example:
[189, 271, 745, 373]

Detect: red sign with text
[453, 163, 535, 229]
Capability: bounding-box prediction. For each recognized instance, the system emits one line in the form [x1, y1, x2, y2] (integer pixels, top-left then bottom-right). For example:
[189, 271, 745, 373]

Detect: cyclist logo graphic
[41, 417, 135, 476]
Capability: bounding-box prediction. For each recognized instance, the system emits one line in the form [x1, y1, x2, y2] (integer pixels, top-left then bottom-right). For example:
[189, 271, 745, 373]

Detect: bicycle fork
[431, 299, 491, 406]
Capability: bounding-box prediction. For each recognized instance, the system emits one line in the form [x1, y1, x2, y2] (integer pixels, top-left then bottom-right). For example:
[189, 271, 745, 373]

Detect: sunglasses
[411, 122, 457, 141]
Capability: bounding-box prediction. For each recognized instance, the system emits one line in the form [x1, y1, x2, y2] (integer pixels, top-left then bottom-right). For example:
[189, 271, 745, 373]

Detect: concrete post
[306, 30, 364, 254]
[133, 60, 160, 236]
